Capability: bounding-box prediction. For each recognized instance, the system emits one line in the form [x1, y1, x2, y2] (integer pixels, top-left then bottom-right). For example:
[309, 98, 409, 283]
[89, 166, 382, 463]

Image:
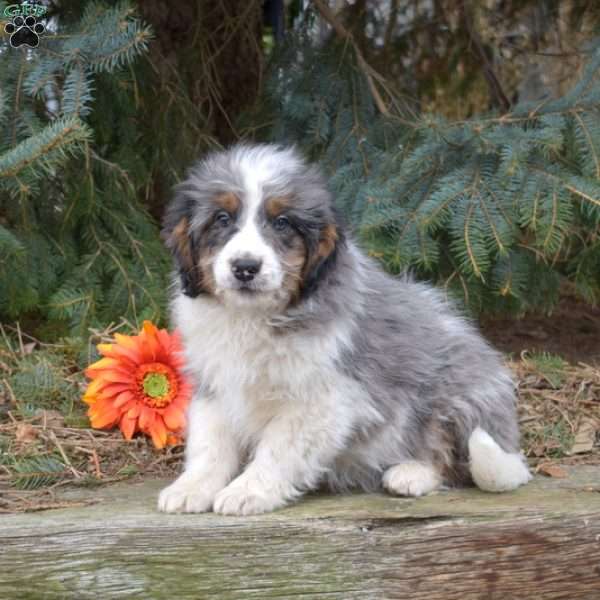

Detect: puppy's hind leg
[468, 427, 531, 492]
[382, 461, 442, 497]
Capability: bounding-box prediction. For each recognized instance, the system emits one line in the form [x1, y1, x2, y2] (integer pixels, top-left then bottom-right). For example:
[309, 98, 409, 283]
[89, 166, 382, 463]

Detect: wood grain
[1, 466, 599, 599]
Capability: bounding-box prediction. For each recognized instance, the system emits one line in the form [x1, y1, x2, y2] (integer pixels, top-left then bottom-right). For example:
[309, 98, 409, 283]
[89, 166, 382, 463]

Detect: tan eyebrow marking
[213, 192, 240, 213]
[265, 196, 292, 218]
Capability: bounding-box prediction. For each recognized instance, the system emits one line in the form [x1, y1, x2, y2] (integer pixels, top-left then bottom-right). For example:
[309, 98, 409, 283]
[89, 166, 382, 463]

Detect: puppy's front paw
[213, 484, 286, 516]
[157, 476, 215, 513]
[383, 461, 441, 497]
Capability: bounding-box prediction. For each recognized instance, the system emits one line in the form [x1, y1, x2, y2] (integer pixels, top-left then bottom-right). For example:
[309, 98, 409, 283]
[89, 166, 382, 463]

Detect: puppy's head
[162, 144, 342, 310]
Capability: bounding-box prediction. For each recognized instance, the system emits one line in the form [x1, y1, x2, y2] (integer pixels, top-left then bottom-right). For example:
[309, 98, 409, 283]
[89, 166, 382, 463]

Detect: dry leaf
[15, 423, 37, 444]
[537, 463, 568, 478]
[569, 418, 597, 455]
[531, 444, 547, 457]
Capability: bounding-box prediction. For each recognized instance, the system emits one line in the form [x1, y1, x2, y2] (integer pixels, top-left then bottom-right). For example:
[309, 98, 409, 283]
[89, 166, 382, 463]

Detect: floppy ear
[161, 191, 202, 298]
[301, 222, 342, 298]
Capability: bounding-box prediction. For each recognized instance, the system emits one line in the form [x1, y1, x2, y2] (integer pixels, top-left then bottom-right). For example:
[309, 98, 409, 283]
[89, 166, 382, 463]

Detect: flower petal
[156, 328, 183, 363]
[139, 406, 153, 431]
[96, 343, 113, 356]
[86, 356, 120, 371]
[88, 396, 112, 415]
[114, 332, 139, 350]
[113, 390, 135, 408]
[98, 342, 142, 366]
[98, 382, 134, 399]
[149, 417, 168, 449]
[93, 369, 134, 384]
[163, 404, 186, 431]
[156, 328, 173, 354]
[120, 414, 137, 440]
[84, 378, 105, 397]
[89, 407, 120, 429]
[82, 394, 98, 406]
[127, 404, 141, 419]
[142, 320, 159, 336]
[141, 334, 161, 363]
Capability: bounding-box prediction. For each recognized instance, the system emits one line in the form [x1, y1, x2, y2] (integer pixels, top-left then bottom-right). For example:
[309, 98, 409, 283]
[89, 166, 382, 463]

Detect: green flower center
[143, 372, 170, 398]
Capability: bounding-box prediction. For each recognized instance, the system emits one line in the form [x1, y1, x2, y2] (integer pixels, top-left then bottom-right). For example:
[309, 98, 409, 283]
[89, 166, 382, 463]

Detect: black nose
[231, 258, 262, 282]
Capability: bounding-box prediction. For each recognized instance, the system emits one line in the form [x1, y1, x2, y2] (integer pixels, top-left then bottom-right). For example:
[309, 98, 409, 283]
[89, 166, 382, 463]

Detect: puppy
[158, 144, 531, 516]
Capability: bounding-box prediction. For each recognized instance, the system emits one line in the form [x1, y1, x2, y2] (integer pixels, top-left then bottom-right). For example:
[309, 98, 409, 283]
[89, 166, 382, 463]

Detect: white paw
[157, 476, 215, 513]
[383, 461, 441, 497]
[213, 484, 286, 516]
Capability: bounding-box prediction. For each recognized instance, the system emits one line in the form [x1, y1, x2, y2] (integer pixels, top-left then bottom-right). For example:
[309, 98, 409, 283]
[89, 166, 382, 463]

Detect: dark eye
[215, 211, 231, 227]
[273, 215, 290, 232]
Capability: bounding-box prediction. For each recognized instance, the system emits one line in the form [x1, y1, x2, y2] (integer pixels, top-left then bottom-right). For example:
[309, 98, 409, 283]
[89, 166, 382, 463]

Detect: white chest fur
[172, 293, 358, 444]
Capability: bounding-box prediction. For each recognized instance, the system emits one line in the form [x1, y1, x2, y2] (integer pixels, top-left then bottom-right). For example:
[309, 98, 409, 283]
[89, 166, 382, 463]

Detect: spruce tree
[0, 1, 169, 335]
[252, 3, 600, 315]
[2, 0, 600, 340]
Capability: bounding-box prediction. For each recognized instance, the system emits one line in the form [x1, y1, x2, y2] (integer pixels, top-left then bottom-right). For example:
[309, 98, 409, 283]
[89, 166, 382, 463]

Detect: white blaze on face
[212, 158, 284, 295]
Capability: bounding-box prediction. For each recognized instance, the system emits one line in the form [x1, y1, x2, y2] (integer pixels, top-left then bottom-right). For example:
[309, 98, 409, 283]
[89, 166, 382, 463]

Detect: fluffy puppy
[158, 144, 531, 516]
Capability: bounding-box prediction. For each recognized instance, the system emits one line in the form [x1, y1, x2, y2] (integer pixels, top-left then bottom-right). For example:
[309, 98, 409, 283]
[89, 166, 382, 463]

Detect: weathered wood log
[2, 466, 599, 599]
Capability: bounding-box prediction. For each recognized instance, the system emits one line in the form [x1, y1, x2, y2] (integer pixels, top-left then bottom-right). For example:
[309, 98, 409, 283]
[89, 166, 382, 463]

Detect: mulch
[515, 357, 600, 464]
[0, 412, 183, 513]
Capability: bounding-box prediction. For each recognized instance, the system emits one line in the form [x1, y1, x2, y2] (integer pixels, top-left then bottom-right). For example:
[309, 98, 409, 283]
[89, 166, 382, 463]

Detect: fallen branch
[311, 0, 390, 117]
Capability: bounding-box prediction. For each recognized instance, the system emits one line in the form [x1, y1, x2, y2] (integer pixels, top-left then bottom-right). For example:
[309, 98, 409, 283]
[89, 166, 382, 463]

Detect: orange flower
[83, 321, 192, 449]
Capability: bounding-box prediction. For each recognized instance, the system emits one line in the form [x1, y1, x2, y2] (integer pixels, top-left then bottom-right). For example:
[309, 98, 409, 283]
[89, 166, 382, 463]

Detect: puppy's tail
[468, 427, 531, 492]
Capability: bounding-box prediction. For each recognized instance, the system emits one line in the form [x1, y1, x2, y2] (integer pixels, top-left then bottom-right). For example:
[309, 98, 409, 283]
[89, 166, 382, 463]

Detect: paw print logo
[4, 15, 45, 48]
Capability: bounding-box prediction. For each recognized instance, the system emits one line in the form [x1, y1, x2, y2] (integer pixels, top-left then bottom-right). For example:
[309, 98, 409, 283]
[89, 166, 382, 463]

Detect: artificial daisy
[83, 321, 192, 449]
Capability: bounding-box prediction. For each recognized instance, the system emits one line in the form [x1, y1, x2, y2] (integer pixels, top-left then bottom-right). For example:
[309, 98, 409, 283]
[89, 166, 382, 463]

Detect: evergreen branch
[542, 189, 559, 251]
[0, 117, 91, 179]
[86, 25, 152, 73]
[531, 167, 600, 209]
[522, 188, 541, 231]
[479, 178, 516, 229]
[0, 224, 24, 256]
[420, 185, 464, 230]
[11, 455, 69, 490]
[80, 2, 118, 34]
[99, 205, 152, 276]
[572, 111, 600, 178]
[62, 64, 94, 117]
[48, 292, 93, 310]
[442, 252, 471, 305]
[477, 193, 506, 255]
[395, 168, 441, 239]
[463, 201, 483, 279]
[566, 184, 600, 208]
[23, 58, 62, 99]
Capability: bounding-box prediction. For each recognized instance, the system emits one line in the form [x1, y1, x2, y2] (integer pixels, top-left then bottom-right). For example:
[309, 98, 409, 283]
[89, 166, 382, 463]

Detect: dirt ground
[480, 295, 600, 365]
